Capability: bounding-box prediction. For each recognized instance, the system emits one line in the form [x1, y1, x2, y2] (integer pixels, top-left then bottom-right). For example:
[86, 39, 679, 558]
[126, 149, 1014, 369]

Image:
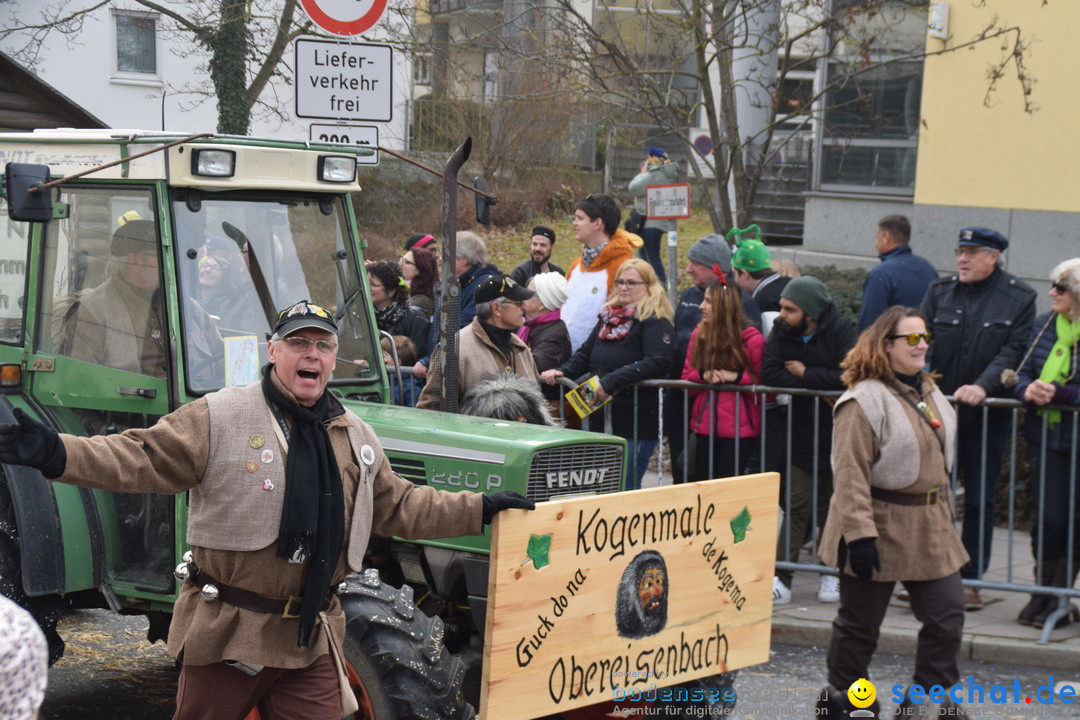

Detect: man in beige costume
[0, 300, 532, 719]
[418, 273, 540, 410]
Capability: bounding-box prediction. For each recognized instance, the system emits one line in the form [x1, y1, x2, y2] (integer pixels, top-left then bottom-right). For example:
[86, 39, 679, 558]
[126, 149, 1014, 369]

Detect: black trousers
[826, 571, 964, 691]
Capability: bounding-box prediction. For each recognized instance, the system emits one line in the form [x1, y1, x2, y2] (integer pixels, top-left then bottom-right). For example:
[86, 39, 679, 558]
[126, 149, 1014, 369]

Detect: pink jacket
[682, 325, 764, 438]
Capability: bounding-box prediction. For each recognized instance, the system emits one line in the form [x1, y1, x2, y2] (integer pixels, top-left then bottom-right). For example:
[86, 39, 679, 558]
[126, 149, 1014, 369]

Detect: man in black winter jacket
[762, 277, 858, 604]
[920, 227, 1036, 610]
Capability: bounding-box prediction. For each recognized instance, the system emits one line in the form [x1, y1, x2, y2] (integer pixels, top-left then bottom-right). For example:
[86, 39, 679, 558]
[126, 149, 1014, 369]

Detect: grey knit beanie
[780, 276, 832, 320]
[687, 234, 732, 273]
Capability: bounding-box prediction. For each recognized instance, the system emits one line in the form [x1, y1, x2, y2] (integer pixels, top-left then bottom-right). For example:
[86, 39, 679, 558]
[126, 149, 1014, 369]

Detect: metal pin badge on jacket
[261, 449, 274, 464]
[249, 435, 265, 449]
[246, 461, 258, 473]
[360, 445, 375, 466]
[262, 479, 275, 491]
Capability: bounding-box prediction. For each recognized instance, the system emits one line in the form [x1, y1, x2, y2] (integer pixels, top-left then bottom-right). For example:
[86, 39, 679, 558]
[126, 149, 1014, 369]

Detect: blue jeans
[956, 408, 1012, 580]
[625, 439, 657, 491]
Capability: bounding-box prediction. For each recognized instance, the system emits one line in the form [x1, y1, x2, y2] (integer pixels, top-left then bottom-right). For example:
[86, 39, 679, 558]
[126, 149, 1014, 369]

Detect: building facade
[801, 0, 1073, 306]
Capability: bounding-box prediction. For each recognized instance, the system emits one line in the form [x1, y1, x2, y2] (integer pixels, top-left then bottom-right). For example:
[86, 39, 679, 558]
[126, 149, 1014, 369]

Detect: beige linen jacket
[819, 378, 969, 582]
[57, 375, 483, 668]
[417, 316, 539, 410]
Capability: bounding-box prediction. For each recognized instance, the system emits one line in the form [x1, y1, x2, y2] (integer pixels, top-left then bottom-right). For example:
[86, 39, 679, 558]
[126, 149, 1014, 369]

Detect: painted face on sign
[638, 566, 666, 615]
[615, 550, 669, 640]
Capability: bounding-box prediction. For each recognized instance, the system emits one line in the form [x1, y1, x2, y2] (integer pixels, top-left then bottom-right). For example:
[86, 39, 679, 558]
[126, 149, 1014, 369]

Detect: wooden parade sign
[481, 473, 779, 718]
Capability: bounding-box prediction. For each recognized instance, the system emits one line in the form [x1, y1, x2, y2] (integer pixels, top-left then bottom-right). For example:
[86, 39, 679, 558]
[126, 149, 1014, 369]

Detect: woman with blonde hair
[816, 305, 967, 717]
[542, 259, 674, 489]
[681, 278, 764, 482]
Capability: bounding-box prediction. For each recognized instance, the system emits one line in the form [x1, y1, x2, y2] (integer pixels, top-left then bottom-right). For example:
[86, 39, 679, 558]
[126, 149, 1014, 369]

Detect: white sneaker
[817, 574, 840, 603]
[772, 576, 792, 604]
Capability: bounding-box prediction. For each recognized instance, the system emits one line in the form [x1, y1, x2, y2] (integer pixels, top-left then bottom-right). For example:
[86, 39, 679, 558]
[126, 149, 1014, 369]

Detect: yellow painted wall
[915, 2, 1080, 212]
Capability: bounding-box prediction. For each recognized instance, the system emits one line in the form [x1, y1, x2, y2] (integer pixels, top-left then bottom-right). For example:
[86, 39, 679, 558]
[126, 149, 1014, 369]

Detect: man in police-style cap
[920, 227, 1036, 610]
[418, 274, 540, 410]
[0, 298, 533, 719]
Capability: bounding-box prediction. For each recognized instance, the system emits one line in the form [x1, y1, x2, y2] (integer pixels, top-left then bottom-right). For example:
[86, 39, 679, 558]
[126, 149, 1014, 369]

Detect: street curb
[772, 618, 1080, 672]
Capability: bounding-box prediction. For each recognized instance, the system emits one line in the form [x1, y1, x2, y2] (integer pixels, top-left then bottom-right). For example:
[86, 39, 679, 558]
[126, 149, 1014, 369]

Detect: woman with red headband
[399, 246, 438, 318]
[680, 274, 763, 482]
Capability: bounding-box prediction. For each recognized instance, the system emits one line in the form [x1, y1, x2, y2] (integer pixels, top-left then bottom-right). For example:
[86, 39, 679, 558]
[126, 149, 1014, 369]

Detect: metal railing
[567, 378, 1080, 645]
[385, 366, 1080, 644]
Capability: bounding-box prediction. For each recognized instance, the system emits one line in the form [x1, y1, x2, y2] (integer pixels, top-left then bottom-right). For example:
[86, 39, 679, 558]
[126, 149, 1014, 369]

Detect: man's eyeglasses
[1052, 282, 1070, 294]
[888, 332, 933, 346]
[954, 247, 993, 258]
[279, 336, 338, 355]
[615, 279, 646, 287]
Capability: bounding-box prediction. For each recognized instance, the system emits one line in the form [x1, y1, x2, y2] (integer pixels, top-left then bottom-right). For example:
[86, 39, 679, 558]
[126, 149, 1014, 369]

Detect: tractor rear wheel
[342, 571, 474, 720]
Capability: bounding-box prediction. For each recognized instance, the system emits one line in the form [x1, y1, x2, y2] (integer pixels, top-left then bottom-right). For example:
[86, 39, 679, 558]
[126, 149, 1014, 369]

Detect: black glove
[482, 491, 536, 525]
[0, 408, 67, 478]
[847, 537, 881, 582]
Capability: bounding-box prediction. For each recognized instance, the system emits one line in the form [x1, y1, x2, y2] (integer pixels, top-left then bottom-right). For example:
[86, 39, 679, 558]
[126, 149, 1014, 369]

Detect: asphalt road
[40, 609, 1079, 719]
[41, 610, 176, 720]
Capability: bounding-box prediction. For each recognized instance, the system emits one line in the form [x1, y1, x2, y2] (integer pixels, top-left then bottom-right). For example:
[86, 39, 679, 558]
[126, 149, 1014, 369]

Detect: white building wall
[0, 0, 410, 149]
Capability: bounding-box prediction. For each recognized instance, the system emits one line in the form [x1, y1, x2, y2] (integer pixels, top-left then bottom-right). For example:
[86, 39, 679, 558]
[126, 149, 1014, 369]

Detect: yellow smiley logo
[847, 678, 876, 708]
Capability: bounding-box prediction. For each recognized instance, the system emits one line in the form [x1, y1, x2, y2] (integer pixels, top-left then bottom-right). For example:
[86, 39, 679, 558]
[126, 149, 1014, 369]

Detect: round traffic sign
[693, 134, 713, 157]
[300, 0, 388, 36]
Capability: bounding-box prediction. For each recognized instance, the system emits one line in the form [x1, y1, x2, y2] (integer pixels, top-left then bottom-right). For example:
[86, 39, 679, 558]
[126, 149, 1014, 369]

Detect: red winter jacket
[682, 325, 764, 439]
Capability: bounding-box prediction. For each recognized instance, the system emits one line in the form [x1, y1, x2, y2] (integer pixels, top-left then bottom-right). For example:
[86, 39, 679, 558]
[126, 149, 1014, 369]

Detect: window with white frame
[115, 12, 158, 76]
[816, 0, 927, 194]
[413, 53, 431, 86]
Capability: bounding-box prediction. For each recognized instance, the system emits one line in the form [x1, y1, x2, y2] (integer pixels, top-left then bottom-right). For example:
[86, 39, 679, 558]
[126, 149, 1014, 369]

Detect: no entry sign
[300, 0, 388, 36]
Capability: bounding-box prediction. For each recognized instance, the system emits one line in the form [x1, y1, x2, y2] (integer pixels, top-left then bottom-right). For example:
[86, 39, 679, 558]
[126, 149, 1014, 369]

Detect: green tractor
[0, 130, 626, 718]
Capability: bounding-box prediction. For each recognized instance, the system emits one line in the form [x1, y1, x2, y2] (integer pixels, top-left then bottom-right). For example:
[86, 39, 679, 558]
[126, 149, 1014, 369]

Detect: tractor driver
[56, 219, 224, 385]
[0, 299, 534, 720]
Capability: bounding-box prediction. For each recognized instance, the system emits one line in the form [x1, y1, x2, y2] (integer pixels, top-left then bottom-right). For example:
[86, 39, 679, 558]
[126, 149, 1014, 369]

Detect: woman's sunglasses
[888, 332, 933, 346]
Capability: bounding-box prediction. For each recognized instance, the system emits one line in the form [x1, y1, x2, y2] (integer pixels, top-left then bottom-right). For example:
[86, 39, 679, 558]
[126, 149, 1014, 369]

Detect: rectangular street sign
[481, 473, 779, 719]
[295, 37, 392, 121]
[309, 124, 379, 165]
[645, 183, 691, 219]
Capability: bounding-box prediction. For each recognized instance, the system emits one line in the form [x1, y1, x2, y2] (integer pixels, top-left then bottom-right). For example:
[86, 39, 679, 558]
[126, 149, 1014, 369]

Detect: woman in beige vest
[816, 306, 967, 718]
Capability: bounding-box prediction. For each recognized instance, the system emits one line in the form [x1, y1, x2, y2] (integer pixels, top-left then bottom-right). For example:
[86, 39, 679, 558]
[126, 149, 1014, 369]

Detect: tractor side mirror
[5, 164, 53, 222]
[473, 177, 495, 226]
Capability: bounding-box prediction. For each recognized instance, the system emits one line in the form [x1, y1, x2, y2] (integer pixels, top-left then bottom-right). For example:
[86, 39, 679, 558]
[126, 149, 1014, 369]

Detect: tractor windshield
[172, 190, 380, 393]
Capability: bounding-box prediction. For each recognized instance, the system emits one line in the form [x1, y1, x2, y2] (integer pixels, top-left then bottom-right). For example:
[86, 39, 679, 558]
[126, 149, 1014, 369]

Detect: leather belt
[190, 569, 332, 619]
[870, 485, 948, 507]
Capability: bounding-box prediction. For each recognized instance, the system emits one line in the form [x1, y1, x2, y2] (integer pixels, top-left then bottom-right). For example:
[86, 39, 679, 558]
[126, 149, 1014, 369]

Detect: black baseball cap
[474, 274, 536, 304]
[273, 300, 340, 337]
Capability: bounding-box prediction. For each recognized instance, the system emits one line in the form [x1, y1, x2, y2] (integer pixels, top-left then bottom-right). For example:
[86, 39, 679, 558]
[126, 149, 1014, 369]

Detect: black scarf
[261, 365, 345, 647]
[374, 302, 408, 332]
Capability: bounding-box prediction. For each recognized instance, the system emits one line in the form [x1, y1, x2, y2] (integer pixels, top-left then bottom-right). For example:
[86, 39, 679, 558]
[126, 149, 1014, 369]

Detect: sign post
[645, 182, 691, 306]
[481, 473, 779, 719]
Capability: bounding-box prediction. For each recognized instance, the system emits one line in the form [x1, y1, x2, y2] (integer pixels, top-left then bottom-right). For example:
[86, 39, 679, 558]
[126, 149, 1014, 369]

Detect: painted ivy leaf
[730, 507, 751, 544]
[527, 534, 552, 569]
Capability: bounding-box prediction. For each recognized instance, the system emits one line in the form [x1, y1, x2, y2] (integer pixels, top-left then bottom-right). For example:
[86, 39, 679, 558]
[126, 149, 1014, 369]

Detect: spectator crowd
[372, 199, 1078, 708]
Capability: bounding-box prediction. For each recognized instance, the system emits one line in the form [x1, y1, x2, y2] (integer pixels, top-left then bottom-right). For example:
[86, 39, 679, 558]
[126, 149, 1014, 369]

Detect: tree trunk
[211, 0, 249, 135]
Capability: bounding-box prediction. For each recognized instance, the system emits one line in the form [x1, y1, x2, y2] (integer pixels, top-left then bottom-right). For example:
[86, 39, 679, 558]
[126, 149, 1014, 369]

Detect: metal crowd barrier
[590, 379, 1080, 645]
[385, 365, 1079, 645]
